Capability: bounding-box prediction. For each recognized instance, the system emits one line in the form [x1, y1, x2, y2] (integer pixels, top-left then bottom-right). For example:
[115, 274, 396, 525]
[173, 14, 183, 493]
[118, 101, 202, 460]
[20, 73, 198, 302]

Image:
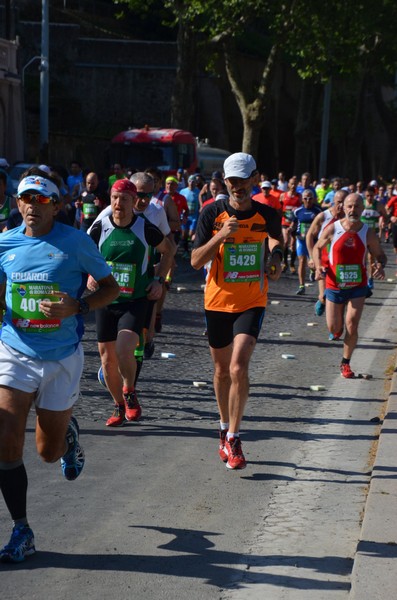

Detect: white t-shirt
[87, 202, 170, 236]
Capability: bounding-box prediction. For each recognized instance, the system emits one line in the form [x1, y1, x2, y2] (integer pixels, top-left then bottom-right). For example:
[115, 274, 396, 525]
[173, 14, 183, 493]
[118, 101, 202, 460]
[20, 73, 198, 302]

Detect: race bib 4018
[11, 282, 61, 333]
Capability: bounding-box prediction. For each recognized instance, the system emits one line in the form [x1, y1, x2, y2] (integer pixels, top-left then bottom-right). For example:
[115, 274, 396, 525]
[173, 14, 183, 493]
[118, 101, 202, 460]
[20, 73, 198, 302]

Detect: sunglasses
[136, 191, 154, 200]
[18, 193, 55, 205]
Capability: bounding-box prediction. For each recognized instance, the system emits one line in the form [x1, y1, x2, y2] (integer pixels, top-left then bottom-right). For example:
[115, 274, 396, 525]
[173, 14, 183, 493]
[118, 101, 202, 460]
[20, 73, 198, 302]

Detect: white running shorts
[0, 340, 84, 411]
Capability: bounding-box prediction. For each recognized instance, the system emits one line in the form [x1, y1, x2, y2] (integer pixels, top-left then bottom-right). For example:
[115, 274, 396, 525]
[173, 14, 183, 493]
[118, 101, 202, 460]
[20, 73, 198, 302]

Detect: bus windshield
[109, 142, 195, 172]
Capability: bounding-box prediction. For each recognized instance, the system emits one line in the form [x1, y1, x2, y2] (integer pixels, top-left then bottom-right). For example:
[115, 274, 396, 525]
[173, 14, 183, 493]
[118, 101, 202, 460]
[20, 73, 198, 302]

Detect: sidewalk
[350, 358, 397, 597]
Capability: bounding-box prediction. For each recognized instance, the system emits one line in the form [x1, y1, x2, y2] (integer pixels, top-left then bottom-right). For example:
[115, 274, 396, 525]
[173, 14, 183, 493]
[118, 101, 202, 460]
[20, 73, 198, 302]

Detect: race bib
[83, 203, 98, 219]
[107, 261, 136, 297]
[284, 209, 294, 223]
[223, 242, 261, 283]
[11, 282, 60, 333]
[336, 264, 362, 288]
[299, 222, 311, 240]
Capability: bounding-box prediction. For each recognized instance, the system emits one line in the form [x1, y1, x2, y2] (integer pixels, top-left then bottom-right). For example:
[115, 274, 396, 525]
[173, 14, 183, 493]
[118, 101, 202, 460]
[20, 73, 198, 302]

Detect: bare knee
[214, 364, 231, 382]
[230, 361, 249, 382]
[37, 443, 64, 463]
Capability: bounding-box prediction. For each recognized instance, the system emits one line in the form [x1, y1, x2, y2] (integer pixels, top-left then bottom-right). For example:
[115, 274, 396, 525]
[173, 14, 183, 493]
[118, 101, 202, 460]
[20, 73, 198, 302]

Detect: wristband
[271, 247, 283, 260]
[154, 276, 165, 285]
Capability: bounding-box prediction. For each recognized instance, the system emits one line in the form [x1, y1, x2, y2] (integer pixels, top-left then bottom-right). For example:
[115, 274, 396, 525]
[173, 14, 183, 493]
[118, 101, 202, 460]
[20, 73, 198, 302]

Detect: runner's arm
[367, 228, 387, 279]
[306, 213, 324, 266]
[312, 225, 334, 278]
[191, 217, 239, 270]
[39, 273, 120, 318]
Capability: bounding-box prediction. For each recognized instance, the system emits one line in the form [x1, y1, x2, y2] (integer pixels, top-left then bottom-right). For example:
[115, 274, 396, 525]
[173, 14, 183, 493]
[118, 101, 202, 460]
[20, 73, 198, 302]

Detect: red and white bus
[109, 126, 198, 175]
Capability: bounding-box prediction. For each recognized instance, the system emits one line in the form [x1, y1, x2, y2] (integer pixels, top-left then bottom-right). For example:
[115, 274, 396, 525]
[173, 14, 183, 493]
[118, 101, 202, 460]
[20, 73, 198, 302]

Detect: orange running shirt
[193, 199, 282, 313]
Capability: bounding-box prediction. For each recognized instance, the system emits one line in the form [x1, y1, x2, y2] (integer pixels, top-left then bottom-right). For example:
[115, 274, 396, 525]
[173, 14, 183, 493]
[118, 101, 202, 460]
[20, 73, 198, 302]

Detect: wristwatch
[78, 298, 90, 315]
[154, 276, 165, 285]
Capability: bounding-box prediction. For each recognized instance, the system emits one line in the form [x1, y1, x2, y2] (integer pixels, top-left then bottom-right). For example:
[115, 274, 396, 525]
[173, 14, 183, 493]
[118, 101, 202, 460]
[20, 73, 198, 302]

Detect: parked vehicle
[196, 141, 230, 179]
[109, 126, 197, 175]
[8, 162, 37, 194]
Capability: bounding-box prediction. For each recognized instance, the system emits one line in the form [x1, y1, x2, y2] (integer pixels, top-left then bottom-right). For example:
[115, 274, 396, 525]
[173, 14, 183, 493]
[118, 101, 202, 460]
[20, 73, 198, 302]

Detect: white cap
[369, 179, 378, 187]
[17, 175, 59, 199]
[260, 180, 272, 189]
[223, 152, 256, 179]
[39, 164, 52, 175]
[0, 158, 9, 168]
[215, 193, 229, 201]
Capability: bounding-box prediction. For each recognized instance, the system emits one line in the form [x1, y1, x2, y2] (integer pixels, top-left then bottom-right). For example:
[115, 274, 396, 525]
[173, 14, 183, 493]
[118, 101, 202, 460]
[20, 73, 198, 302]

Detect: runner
[313, 193, 386, 378]
[280, 178, 302, 273]
[0, 173, 119, 563]
[88, 179, 173, 427]
[291, 190, 322, 295]
[306, 190, 347, 315]
[191, 152, 283, 470]
[361, 186, 388, 290]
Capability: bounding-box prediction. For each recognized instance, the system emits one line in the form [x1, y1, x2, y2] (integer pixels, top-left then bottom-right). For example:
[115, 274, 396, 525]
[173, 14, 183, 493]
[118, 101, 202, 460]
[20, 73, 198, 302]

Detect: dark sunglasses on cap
[136, 191, 154, 200]
[18, 193, 56, 205]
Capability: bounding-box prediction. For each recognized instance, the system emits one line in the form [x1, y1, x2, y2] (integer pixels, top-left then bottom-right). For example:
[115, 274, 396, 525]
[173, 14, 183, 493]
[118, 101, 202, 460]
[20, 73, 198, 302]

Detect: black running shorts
[205, 307, 266, 349]
[95, 297, 149, 343]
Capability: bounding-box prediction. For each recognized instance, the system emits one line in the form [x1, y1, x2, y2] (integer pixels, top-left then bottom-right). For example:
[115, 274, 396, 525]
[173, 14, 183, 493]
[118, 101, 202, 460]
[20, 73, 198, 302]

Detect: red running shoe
[340, 363, 355, 379]
[224, 437, 246, 470]
[106, 404, 125, 427]
[124, 392, 142, 421]
[218, 430, 228, 462]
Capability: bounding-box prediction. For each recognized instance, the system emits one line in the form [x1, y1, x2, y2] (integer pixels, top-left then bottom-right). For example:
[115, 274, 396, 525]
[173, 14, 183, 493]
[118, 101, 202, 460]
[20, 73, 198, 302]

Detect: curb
[350, 359, 397, 598]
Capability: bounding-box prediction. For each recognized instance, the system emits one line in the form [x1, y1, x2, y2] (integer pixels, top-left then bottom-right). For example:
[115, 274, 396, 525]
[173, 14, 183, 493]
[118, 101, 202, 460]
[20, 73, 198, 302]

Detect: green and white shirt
[89, 214, 164, 303]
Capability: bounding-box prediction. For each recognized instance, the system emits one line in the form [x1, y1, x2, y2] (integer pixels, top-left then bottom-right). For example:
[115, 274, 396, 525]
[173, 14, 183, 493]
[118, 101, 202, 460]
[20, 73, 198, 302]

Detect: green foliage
[116, 0, 397, 81]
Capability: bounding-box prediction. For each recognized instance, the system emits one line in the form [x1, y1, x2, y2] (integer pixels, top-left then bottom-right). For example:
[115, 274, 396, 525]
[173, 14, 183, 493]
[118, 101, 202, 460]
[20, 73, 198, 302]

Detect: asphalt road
[1, 249, 397, 599]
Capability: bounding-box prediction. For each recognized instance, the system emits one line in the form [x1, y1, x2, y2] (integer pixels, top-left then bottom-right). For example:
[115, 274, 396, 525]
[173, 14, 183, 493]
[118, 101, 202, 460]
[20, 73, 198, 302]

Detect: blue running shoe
[97, 365, 106, 389]
[0, 525, 35, 563]
[368, 277, 374, 290]
[61, 416, 85, 481]
[315, 300, 325, 316]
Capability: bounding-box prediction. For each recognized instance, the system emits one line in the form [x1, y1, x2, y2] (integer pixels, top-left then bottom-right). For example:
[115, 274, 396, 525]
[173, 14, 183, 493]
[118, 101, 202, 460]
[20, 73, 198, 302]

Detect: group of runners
[0, 153, 391, 564]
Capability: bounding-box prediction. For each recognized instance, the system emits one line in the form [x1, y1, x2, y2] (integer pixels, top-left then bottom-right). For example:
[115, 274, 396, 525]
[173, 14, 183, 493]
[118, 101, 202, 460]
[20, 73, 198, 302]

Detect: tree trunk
[223, 39, 278, 158]
[170, 13, 196, 130]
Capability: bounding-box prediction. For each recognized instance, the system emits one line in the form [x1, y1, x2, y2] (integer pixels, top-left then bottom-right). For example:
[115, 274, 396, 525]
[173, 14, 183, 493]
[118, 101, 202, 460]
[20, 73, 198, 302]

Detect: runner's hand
[87, 275, 99, 292]
[146, 280, 163, 301]
[372, 262, 385, 280]
[268, 257, 282, 281]
[314, 267, 326, 280]
[39, 291, 80, 318]
[219, 216, 239, 239]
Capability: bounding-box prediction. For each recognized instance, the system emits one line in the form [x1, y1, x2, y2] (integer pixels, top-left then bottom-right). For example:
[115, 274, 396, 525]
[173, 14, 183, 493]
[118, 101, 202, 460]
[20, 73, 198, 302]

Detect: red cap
[111, 178, 137, 197]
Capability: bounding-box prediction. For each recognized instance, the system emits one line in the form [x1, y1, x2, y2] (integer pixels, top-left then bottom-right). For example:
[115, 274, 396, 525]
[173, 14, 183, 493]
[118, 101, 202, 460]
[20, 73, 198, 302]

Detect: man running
[291, 190, 322, 295]
[313, 193, 386, 378]
[306, 190, 347, 315]
[0, 172, 119, 563]
[89, 179, 173, 426]
[191, 152, 283, 470]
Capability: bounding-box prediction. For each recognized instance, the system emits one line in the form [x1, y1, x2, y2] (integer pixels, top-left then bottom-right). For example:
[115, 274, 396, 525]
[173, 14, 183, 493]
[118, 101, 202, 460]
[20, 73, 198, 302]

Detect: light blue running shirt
[0, 222, 111, 360]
